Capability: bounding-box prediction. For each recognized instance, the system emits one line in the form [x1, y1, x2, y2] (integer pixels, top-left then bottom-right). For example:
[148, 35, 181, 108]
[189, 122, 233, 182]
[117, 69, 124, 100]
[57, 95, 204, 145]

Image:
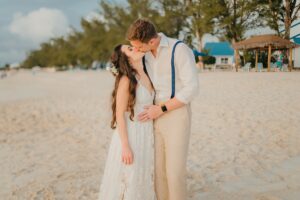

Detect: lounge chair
[0, 71, 7, 79]
[257, 62, 263, 72]
[270, 62, 278, 71]
[241, 62, 251, 72]
[281, 64, 289, 72]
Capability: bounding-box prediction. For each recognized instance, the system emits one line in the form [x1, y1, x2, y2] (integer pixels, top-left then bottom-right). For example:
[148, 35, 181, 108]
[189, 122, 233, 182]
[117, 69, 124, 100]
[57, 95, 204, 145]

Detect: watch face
[161, 105, 167, 112]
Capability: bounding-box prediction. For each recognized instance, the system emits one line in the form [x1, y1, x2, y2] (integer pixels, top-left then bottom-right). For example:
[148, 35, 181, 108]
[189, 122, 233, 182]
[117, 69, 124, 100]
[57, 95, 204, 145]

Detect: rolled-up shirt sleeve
[174, 43, 199, 104]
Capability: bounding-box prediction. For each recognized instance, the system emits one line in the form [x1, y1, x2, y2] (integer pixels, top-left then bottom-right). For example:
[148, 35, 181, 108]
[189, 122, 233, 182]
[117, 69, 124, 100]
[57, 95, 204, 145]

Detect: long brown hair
[110, 44, 138, 129]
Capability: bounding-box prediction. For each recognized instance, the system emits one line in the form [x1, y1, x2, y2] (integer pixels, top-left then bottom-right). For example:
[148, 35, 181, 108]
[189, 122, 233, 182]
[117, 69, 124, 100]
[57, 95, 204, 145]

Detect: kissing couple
[99, 18, 199, 200]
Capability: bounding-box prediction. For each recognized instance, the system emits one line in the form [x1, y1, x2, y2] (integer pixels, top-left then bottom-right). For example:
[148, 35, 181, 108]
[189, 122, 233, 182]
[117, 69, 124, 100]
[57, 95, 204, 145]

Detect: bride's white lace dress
[98, 77, 156, 200]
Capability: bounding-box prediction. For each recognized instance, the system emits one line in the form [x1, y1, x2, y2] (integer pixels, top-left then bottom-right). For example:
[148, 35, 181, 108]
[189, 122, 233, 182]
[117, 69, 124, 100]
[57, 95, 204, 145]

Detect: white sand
[0, 70, 300, 200]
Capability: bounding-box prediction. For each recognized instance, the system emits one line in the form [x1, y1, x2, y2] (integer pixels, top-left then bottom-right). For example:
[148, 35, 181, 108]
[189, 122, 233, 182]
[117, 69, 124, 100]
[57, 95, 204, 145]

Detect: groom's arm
[173, 42, 199, 105]
[156, 43, 199, 113]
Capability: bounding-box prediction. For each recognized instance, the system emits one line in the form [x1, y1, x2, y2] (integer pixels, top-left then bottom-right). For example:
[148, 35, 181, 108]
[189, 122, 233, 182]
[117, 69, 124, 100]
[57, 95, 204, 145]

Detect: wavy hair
[110, 44, 138, 129]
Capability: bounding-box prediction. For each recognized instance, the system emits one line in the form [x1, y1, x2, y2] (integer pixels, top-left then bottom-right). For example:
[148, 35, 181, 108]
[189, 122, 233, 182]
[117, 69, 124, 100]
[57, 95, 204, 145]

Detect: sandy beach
[0, 70, 300, 200]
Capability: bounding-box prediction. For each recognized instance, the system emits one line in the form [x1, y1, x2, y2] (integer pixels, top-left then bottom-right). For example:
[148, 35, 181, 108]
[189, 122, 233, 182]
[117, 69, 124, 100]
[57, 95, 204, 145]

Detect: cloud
[84, 11, 105, 23]
[9, 8, 69, 43]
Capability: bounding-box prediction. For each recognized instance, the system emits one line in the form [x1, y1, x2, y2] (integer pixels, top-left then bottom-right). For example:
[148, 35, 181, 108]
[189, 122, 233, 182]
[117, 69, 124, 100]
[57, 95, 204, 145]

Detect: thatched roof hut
[233, 34, 298, 72]
[233, 34, 297, 50]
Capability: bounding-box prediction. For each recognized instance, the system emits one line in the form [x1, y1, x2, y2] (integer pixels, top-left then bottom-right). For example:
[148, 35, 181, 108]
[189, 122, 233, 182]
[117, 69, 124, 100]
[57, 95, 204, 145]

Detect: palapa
[232, 34, 297, 72]
[233, 34, 297, 50]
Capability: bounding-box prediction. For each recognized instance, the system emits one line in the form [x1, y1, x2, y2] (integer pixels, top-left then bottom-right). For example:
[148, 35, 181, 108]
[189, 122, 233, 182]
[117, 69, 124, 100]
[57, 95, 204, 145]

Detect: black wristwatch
[161, 104, 168, 113]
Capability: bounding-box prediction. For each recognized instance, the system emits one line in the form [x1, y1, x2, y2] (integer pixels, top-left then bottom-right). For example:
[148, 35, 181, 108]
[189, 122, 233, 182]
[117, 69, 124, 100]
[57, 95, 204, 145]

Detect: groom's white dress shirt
[144, 33, 199, 104]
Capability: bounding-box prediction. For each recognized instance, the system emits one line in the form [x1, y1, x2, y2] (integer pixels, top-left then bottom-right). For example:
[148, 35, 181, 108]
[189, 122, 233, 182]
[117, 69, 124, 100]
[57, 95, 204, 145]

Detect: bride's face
[121, 45, 145, 62]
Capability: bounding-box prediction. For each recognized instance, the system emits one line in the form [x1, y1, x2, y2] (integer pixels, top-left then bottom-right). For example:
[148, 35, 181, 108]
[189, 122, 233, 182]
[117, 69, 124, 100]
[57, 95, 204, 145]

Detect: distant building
[293, 38, 300, 68]
[291, 20, 300, 68]
[10, 63, 20, 69]
[280, 19, 300, 68]
[204, 42, 234, 68]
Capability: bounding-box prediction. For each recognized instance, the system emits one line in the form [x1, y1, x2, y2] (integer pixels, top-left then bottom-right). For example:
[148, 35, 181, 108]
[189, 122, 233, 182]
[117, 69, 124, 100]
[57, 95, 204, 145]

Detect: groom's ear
[148, 38, 155, 45]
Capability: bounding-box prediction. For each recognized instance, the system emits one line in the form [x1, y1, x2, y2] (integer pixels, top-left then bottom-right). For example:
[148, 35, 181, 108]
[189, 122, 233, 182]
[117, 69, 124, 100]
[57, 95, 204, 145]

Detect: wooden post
[234, 50, 239, 72]
[255, 49, 258, 72]
[289, 48, 293, 72]
[268, 45, 271, 72]
[243, 50, 246, 66]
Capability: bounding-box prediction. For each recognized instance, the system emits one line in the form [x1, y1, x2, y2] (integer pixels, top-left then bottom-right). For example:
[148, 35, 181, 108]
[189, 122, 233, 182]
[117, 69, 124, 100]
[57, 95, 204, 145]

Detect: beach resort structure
[9, 63, 20, 69]
[204, 42, 234, 69]
[290, 20, 300, 68]
[233, 35, 297, 72]
[293, 38, 300, 67]
[232, 19, 300, 72]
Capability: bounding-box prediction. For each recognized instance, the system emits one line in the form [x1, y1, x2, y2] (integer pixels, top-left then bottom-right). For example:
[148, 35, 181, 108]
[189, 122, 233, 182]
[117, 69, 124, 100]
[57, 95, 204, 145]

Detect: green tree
[185, 0, 215, 51]
[214, 0, 264, 43]
[261, 0, 300, 39]
[26, 0, 273, 69]
[155, 0, 187, 38]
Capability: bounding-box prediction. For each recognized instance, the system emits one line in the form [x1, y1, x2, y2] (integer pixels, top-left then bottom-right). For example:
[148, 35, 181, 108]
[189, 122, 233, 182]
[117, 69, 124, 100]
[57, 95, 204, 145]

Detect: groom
[126, 19, 199, 200]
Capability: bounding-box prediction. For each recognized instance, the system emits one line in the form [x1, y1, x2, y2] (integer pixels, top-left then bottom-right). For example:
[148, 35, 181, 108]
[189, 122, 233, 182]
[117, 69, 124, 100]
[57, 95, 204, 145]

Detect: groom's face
[130, 40, 151, 53]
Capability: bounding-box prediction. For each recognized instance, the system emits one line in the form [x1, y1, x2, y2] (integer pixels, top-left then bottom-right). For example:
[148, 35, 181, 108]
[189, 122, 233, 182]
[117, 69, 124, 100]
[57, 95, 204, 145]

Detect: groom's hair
[126, 18, 158, 43]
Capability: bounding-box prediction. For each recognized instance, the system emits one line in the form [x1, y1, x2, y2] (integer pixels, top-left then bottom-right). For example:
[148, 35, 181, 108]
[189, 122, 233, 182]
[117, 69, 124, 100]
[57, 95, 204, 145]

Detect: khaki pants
[154, 102, 192, 200]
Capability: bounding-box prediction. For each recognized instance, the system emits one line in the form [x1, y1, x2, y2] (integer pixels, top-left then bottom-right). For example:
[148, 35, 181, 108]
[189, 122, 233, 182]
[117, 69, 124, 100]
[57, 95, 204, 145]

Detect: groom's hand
[138, 105, 163, 122]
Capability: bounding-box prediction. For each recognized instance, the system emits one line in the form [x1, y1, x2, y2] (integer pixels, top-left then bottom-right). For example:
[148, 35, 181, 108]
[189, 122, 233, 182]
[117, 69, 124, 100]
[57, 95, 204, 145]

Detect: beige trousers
[154, 102, 192, 200]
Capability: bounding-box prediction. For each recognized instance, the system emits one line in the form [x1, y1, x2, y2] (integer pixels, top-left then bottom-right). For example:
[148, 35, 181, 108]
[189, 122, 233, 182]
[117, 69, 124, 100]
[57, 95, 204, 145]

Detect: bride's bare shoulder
[117, 75, 130, 93]
[119, 75, 130, 86]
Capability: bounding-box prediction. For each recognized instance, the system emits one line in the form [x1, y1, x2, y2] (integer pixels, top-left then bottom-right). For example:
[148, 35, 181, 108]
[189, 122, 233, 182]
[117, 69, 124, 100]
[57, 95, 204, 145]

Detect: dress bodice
[134, 77, 155, 114]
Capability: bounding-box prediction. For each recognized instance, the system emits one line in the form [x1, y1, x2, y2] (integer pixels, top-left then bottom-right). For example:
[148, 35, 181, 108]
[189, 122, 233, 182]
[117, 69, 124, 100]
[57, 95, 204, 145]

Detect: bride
[98, 44, 157, 200]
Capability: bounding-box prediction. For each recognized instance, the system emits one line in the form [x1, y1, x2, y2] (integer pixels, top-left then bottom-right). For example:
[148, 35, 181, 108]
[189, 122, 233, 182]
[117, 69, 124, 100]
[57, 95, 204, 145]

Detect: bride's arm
[115, 76, 134, 165]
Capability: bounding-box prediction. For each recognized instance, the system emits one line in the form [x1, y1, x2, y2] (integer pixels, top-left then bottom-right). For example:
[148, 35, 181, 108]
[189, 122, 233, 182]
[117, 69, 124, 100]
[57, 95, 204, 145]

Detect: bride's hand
[121, 145, 134, 165]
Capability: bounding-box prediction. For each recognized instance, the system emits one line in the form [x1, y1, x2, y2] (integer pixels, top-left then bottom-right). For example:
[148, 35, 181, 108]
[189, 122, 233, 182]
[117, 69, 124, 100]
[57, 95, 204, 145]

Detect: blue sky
[0, 0, 123, 65]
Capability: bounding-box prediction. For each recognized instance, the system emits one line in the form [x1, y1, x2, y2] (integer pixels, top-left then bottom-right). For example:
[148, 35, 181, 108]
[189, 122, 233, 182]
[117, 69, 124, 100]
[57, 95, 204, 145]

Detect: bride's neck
[131, 60, 144, 76]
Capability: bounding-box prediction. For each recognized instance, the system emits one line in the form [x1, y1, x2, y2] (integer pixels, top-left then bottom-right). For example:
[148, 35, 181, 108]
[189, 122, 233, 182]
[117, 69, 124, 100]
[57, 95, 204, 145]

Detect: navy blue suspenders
[170, 40, 183, 98]
[142, 40, 183, 99]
